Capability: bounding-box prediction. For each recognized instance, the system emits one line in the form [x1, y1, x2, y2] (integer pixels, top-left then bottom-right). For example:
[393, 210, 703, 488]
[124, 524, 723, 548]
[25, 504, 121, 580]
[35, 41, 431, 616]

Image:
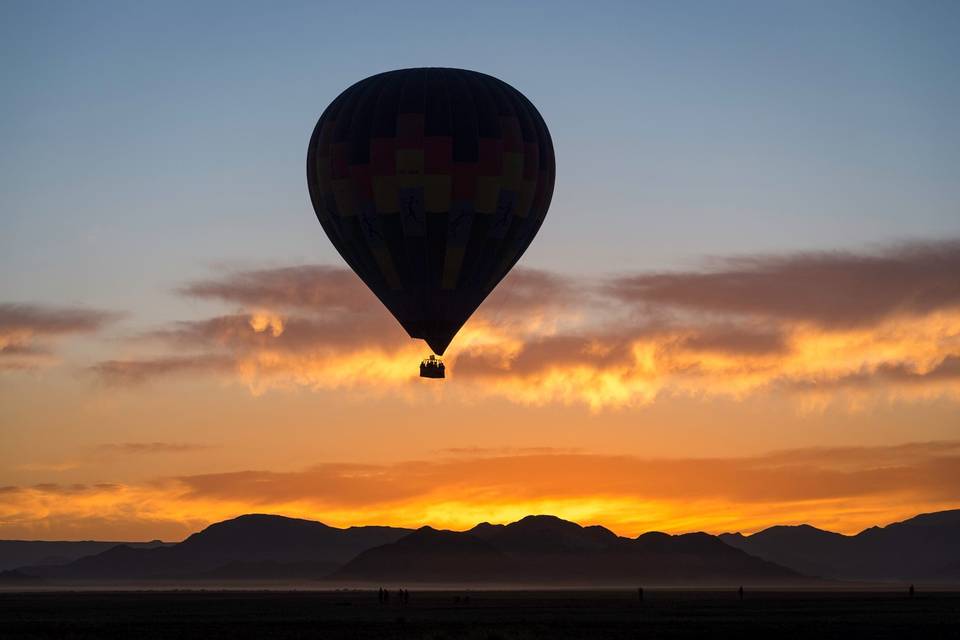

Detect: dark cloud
[787, 356, 960, 392]
[178, 243, 960, 335]
[676, 325, 786, 356]
[454, 322, 789, 380]
[179, 265, 380, 313]
[0, 303, 119, 335]
[0, 343, 49, 356]
[99, 442, 212, 454]
[181, 265, 577, 317]
[1, 303, 119, 370]
[90, 354, 231, 386]
[150, 313, 403, 351]
[455, 333, 634, 378]
[478, 268, 583, 314]
[607, 241, 960, 328]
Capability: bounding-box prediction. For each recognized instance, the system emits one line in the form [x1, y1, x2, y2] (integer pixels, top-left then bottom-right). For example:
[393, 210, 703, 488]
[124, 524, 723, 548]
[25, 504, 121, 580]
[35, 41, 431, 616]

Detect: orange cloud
[88, 242, 960, 409]
[1, 441, 957, 540]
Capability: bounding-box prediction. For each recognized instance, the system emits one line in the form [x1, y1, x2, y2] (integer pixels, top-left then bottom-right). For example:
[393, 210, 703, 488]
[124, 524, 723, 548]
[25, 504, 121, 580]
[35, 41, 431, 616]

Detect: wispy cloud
[179, 265, 376, 312]
[439, 446, 583, 456]
[179, 265, 578, 316]
[90, 354, 232, 386]
[14, 461, 82, 472]
[98, 442, 213, 455]
[0, 303, 119, 370]
[607, 240, 960, 328]
[89, 241, 960, 409]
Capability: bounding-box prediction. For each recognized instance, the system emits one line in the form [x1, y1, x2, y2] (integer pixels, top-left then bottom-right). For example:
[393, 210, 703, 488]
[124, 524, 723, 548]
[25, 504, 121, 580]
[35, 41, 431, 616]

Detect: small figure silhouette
[738, 586, 744, 600]
[637, 587, 644, 602]
[909, 584, 915, 598]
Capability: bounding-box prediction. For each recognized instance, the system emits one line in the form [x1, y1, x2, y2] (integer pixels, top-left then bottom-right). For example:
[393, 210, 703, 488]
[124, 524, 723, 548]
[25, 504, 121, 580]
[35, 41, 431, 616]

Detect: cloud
[89, 241, 960, 409]
[170, 441, 960, 510]
[98, 442, 213, 455]
[676, 325, 787, 356]
[757, 440, 960, 468]
[14, 461, 82, 472]
[179, 265, 380, 313]
[439, 446, 583, 456]
[90, 354, 231, 386]
[148, 312, 403, 351]
[607, 241, 960, 328]
[787, 355, 960, 391]
[0, 304, 118, 336]
[476, 268, 583, 314]
[1, 441, 957, 539]
[0, 481, 206, 541]
[0, 303, 118, 370]
[180, 265, 577, 316]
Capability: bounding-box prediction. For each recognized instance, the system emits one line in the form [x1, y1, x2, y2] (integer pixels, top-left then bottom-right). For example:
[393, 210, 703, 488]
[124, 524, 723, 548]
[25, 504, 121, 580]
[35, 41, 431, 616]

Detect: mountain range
[2, 509, 957, 587]
[0, 539, 170, 572]
[720, 509, 960, 581]
[13, 515, 410, 582]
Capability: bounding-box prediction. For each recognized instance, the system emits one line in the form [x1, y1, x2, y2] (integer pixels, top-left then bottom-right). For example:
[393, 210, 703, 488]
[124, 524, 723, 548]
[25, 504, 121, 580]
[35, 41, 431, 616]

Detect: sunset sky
[2, 1, 959, 542]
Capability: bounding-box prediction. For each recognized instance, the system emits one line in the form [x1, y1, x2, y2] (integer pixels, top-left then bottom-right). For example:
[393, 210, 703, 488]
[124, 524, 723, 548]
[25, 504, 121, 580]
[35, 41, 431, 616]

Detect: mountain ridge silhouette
[334, 515, 800, 586]
[11, 514, 410, 581]
[3, 509, 958, 586]
[719, 508, 960, 581]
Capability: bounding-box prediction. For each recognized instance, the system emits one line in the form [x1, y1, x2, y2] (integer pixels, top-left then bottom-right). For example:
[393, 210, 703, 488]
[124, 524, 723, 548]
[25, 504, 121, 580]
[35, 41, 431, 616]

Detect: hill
[0, 539, 170, 572]
[19, 514, 410, 582]
[331, 526, 512, 583]
[720, 509, 960, 581]
[333, 515, 803, 586]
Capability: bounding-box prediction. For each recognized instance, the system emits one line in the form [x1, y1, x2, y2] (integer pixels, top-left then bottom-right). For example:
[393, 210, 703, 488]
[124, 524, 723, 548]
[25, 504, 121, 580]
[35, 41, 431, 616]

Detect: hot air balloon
[306, 68, 555, 378]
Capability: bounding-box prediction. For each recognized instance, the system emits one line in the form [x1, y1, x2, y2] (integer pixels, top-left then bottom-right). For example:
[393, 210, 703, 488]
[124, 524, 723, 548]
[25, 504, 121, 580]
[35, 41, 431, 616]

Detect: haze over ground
[2, 1, 959, 542]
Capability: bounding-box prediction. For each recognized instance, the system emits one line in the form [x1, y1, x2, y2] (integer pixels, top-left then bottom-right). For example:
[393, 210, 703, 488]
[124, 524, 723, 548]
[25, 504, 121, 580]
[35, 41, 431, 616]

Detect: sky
[1, 0, 959, 541]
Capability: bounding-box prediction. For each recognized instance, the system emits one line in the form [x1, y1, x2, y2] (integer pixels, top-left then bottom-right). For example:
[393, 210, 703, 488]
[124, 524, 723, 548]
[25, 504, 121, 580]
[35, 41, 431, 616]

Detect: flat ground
[1, 589, 958, 639]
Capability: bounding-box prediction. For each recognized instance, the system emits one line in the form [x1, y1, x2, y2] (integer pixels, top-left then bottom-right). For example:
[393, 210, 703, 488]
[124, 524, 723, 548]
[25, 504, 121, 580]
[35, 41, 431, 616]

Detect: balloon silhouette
[306, 68, 555, 369]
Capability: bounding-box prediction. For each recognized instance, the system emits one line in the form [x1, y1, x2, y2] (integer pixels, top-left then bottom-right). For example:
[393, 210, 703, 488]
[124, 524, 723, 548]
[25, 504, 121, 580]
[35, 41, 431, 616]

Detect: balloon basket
[420, 355, 445, 379]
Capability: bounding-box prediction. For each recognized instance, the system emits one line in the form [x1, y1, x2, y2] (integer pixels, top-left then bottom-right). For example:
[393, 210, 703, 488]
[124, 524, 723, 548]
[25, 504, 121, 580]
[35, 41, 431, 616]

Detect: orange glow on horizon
[2, 445, 957, 541]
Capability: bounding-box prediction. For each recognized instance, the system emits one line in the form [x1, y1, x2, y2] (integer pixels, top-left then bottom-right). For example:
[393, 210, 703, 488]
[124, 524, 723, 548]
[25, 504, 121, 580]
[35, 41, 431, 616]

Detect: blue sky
[3, 0, 959, 322]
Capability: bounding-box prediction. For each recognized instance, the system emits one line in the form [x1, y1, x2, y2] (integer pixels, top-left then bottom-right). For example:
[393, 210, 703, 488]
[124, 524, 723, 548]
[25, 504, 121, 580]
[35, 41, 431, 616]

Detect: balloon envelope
[307, 68, 555, 355]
